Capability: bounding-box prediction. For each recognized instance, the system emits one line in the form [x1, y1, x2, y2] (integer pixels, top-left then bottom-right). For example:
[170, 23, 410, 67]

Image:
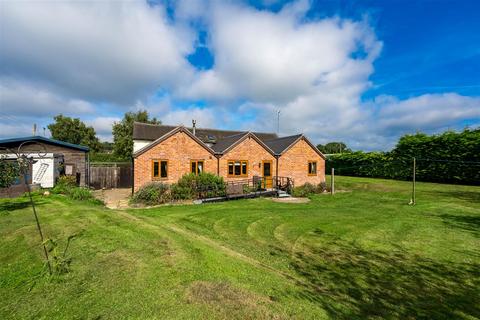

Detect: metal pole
[331, 168, 335, 195]
[277, 110, 280, 134]
[24, 171, 52, 274]
[412, 157, 416, 205]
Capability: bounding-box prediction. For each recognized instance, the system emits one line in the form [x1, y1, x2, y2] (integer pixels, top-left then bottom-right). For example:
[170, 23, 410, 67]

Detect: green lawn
[1, 176, 479, 319]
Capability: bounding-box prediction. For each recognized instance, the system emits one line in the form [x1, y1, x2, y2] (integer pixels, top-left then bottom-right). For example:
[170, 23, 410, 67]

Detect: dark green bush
[170, 183, 195, 200]
[171, 173, 226, 200]
[326, 128, 480, 185]
[0, 160, 20, 188]
[131, 182, 171, 205]
[89, 153, 129, 163]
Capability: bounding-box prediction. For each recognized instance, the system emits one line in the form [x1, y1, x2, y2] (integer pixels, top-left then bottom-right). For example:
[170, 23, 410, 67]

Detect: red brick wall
[134, 132, 325, 191]
[219, 136, 275, 182]
[133, 131, 216, 190]
[277, 138, 325, 186]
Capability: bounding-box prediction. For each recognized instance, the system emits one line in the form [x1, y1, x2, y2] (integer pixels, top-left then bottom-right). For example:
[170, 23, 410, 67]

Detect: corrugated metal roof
[0, 136, 89, 152]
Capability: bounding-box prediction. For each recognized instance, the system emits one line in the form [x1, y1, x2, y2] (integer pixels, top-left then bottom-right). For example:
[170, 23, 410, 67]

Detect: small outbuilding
[0, 136, 90, 188]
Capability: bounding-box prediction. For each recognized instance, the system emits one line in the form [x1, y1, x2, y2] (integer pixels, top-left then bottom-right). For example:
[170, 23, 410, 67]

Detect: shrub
[52, 176, 77, 194]
[131, 182, 171, 205]
[89, 153, 129, 163]
[292, 182, 324, 197]
[303, 183, 317, 194]
[171, 173, 226, 200]
[0, 160, 20, 188]
[51, 176, 100, 203]
[318, 181, 328, 193]
[170, 183, 195, 200]
[69, 187, 94, 201]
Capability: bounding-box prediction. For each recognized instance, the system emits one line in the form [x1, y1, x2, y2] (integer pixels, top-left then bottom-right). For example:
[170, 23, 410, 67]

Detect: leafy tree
[48, 115, 101, 152]
[317, 142, 351, 154]
[112, 110, 160, 158]
[100, 141, 114, 153]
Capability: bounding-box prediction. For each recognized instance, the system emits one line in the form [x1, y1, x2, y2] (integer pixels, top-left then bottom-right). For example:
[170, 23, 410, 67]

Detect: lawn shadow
[288, 236, 480, 319]
[0, 198, 47, 214]
[438, 213, 480, 236]
[425, 190, 480, 204]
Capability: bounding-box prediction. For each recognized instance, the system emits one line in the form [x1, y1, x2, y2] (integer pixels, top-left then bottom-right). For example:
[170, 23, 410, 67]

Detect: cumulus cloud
[0, 122, 36, 139]
[179, 1, 381, 104]
[375, 93, 480, 133]
[0, 0, 196, 105]
[161, 107, 216, 128]
[86, 117, 121, 142]
[0, 78, 94, 116]
[1, 0, 478, 150]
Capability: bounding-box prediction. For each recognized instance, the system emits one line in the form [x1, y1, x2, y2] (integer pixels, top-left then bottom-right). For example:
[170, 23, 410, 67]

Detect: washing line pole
[331, 168, 335, 195]
[411, 157, 416, 205]
[277, 110, 281, 134]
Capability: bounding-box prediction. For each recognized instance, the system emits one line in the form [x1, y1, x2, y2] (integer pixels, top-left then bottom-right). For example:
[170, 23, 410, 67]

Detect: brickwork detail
[134, 132, 325, 190]
[277, 138, 325, 186]
[134, 131, 216, 190]
[218, 137, 275, 182]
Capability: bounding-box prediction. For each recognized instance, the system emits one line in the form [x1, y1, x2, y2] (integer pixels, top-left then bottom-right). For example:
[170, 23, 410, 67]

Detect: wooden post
[412, 157, 416, 205]
[331, 168, 335, 195]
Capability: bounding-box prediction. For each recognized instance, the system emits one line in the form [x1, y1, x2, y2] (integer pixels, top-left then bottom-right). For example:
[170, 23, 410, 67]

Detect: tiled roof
[133, 122, 278, 144]
[263, 134, 303, 154]
[132, 123, 323, 157]
[210, 132, 248, 153]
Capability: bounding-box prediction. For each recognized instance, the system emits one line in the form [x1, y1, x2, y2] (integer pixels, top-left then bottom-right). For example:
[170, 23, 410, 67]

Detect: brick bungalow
[132, 122, 325, 191]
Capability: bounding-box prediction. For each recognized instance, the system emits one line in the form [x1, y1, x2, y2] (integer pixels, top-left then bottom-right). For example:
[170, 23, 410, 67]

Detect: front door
[262, 160, 273, 188]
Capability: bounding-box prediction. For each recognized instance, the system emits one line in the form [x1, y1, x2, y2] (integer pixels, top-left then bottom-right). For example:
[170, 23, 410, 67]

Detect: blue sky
[0, 0, 479, 150]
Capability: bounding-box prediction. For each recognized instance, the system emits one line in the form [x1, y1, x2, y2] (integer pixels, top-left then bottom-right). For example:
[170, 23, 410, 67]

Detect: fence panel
[89, 163, 132, 189]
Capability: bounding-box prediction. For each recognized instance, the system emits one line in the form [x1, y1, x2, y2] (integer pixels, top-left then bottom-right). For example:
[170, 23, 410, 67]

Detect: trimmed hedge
[327, 129, 480, 185]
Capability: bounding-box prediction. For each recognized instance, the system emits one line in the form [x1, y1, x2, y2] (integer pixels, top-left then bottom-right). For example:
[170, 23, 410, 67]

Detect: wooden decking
[199, 189, 278, 203]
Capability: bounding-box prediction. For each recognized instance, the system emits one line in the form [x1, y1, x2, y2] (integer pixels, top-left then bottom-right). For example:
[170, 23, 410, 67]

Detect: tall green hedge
[327, 128, 480, 185]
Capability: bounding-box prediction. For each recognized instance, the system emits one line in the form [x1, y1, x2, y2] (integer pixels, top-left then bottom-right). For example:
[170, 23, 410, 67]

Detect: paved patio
[93, 188, 131, 209]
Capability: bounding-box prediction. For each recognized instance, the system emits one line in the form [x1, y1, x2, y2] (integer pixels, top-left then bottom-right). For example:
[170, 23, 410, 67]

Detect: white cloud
[0, 122, 35, 139]
[1, 0, 478, 150]
[0, 0, 196, 105]
[162, 107, 216, 128]
[178, 1, 381, 104]
[86, 117, 120, 142]
[376, 93, 480, 133]
[0, 78, 94, 116]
